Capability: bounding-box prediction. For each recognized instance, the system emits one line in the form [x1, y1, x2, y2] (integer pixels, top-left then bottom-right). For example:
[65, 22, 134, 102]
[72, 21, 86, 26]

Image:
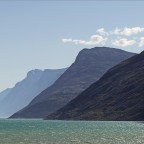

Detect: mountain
[0, 88, 12, 102]
[0, 68, 66, 118]
[11, 47, 135, 119]
[46, 51, 144, 121]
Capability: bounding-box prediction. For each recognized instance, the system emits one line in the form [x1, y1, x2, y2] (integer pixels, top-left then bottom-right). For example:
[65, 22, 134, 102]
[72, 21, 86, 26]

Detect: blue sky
[0, 1, 144, 91]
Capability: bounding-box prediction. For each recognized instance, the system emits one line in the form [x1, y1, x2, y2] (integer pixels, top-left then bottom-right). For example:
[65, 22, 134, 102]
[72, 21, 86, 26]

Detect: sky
[0, 0, 144, 91]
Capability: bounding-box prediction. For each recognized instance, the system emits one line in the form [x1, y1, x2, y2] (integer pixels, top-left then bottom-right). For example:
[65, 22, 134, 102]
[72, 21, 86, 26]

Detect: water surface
[0, 119, 144, 144]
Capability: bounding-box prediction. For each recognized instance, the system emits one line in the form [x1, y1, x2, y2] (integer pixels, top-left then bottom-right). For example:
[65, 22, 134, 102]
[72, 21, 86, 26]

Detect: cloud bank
[139, 37, 144, 47]
[115, 27, 144, 36]
[62, 35, 107, 46]
[62, 27, 144, 47]
[112, 38, 136, 47]
[96, 28, 108, 36]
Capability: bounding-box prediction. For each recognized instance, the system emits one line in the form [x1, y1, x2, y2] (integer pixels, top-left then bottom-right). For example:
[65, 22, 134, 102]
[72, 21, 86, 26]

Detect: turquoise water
[0, 120, 144, 144]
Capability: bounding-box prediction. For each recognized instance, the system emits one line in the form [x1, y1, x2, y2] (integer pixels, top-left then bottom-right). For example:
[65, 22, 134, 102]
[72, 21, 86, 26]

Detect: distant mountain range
[11, 47, 135, 118]
[0, 88, 12, 102]
[46, 51, 144, 121]
[0, 68, 66, 118]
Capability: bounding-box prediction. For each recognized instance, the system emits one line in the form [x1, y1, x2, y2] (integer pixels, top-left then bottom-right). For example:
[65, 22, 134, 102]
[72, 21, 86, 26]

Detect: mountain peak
[46, 51, 144, 121]
[75, 47, 135, 65]
[78, 47, 135, 56]
[10, 47, 136, 119]
[0, 68, 66, 118]
[27, 69, 43, 79]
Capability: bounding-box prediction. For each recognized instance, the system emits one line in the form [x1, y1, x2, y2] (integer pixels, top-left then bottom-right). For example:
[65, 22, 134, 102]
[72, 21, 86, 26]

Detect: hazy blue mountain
[11, 47, 135, 118]
[0, 88, 12, 102]
[0, 68, 66, 118]
[46, 51, 144, 121]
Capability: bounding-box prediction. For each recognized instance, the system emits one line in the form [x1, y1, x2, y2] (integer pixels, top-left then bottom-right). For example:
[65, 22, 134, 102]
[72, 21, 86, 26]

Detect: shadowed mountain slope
[11, 47, 135, 118]
[46, 51, 144, 121]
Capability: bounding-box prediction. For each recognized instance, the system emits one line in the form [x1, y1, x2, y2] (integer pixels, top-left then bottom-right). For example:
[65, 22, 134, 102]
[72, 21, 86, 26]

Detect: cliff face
[11, 47, 135, 118]
[47, 51, 144, 121]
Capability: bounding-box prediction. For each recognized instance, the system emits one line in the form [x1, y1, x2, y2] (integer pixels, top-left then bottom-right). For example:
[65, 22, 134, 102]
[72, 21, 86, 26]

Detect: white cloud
[112, 28, 121, 35]
[62, 38, 73, 43]
[96, 28, 108, 36]
[112, 38, 136, 47]
[62, 27, 144, 47]
[89, 35, 107, 45]
[62, 35, 107, 46]
[139, 37, 144, 47]
[114, 27, 144, 36]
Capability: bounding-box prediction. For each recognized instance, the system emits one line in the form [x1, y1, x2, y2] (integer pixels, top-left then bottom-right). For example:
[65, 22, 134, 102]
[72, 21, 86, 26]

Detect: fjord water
[0, 120, 144, 144]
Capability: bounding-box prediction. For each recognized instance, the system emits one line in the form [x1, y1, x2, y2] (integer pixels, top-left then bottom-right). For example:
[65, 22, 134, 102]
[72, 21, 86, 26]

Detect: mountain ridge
[0, 68, 66, 118]
[11, 47, 136, 118]
[46, 51, 144, 121]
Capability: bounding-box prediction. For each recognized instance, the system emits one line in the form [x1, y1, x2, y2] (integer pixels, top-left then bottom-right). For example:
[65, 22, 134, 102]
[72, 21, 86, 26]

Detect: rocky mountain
[11, 47, 135, 119]
[46, 51, 144, 121]
[0, 68, 66, 118]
